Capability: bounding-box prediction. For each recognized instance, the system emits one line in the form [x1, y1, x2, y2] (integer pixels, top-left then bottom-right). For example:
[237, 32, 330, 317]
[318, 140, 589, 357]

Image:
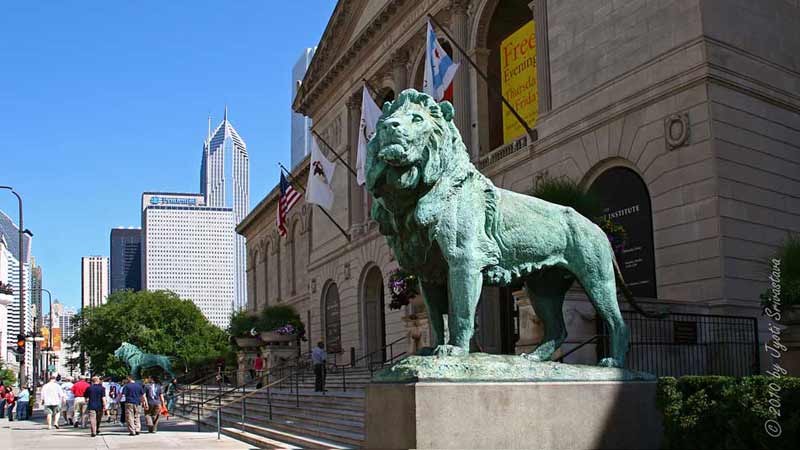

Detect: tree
[67, 290, 231, 378]
[0, 358, 16, 385]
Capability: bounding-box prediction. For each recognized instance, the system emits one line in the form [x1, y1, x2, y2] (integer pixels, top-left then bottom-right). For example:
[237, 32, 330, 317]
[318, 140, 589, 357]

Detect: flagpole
[278, 163, 351, 242]
[312, 131, 358, 178]
[361, 79, 382, 100]
[426, 14, 536, 139]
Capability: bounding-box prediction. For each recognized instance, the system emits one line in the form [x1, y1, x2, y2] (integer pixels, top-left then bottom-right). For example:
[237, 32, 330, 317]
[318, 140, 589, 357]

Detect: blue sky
[0, 1, 336, 310]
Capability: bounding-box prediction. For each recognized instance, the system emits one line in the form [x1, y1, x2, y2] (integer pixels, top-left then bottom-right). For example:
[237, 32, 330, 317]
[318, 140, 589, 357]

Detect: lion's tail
[612, 256, 667, 319]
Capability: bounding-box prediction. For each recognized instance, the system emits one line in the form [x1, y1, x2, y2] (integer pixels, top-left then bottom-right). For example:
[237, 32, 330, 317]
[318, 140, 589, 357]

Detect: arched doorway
[362, 266, 386, 363]
[588, 166, 657, 298]
[323, 282, 342, 353]
[485, 0, 536, 151]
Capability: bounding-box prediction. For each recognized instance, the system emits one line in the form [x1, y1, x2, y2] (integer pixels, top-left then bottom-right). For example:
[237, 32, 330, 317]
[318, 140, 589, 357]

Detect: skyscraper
[81, 256, 108, 309]
[1, 209, 33, 371]
[31, 257, 43, 327]
[291, 47, 316, 168]
[110, 228, 142, 292]
[200, 108, 248, 312]
[141, 192, 234, 328]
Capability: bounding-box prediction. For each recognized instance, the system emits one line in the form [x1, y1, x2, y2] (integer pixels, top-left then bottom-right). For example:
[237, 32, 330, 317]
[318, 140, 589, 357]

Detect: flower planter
[234, 337, 260, 348]
[260, 331, 296, 343]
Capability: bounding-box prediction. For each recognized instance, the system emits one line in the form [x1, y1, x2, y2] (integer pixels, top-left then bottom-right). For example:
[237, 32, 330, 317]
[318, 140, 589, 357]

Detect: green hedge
[657, 376, 800, 450]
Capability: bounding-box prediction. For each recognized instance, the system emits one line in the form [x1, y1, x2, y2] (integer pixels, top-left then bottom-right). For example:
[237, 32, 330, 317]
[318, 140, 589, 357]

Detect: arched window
[588, 167, 657, 298]
[250, 250, 259, 311]
[323, 282, 342, 353]
[263, 242, 270, 307]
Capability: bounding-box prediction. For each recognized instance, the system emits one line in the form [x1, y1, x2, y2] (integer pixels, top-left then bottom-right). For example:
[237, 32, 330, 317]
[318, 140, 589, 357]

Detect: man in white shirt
[60, 376, 75, 425]
[41, 375, 66, 429]
[311, 341, 327, 392]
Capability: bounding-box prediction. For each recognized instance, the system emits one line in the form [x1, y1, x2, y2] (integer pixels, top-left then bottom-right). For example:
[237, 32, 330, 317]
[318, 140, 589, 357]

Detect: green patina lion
[114, 342, 176, 379]
[366, 89, 646, 368]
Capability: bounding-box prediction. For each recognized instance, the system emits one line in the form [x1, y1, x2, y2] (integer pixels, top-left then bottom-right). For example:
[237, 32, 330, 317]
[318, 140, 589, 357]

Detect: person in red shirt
[4, 387, 16, 421]
[71, 375, 91, 428]
[252, 353, 265, 383]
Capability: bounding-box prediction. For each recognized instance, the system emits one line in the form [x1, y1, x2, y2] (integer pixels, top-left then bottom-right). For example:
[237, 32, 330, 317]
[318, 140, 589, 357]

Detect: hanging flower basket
[594, 216, 627, 257]
[260, 324, 298, 343]
[388, 269, 421, 310]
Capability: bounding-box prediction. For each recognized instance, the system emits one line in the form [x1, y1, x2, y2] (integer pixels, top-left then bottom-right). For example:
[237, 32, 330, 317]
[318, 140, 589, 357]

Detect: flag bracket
[278, 163, 351, 242]
[426, 14, 537, 141]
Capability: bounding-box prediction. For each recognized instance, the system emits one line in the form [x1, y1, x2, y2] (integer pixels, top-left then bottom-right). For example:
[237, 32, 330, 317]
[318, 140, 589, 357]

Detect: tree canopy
[68, 290, 231, 378]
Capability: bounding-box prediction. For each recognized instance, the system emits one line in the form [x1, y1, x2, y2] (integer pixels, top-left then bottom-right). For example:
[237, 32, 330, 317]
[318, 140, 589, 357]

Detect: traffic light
[16, 334, 26, 355]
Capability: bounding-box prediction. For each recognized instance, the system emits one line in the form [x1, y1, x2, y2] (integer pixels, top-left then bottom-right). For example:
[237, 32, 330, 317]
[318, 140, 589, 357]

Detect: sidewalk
[0, 409, 255, 449]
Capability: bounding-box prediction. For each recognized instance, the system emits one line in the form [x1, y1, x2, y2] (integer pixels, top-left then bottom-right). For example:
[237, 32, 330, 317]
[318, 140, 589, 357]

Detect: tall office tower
[291, 47, 316, 169]
[200, 108, 249, 312]
[31, 257, 43, 327]
[141, 192, 234, 328]
[81, 256, 109, 309]
[1, 210, 33, 370]
[110, 227, 142, 292]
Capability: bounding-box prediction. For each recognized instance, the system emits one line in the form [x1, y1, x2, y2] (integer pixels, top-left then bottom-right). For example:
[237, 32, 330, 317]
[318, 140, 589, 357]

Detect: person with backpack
[144, 375, 165, 433]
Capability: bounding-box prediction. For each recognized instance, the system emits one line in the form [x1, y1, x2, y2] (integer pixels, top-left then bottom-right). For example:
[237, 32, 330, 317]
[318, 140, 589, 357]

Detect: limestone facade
[237, 0, 800, 365]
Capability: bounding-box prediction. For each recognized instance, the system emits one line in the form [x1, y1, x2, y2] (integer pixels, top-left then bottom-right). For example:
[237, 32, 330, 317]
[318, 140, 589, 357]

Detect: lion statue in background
[114, 342, 176, 379]
[366, 89, 652, 367]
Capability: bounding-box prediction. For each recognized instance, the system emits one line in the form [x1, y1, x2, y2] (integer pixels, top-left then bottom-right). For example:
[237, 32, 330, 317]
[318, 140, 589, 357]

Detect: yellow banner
[501, 20, 538, 143]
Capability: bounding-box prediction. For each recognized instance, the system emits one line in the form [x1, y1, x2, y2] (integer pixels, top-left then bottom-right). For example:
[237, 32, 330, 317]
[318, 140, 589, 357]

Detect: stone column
[346, 92, 365, 230]
[391, 50, 409, 93]
[450, 0, 471, 151]
[530, 0, 552, 115]
[469, 47, 490, 160]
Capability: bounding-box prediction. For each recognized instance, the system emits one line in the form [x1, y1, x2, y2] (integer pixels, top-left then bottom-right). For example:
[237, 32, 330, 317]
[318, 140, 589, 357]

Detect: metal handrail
[348, 335, 407, 368]
[555, 334, 605, 363]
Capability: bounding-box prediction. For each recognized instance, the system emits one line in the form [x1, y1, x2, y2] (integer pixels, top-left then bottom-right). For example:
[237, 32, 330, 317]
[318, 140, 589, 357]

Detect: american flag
[277, 172, 301, 237]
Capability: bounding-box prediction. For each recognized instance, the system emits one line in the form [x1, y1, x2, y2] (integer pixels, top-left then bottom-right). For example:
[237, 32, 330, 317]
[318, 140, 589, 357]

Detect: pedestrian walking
[60, 376, 75, 425]
[4, 386, 16, 421]
[40, 375, 66, 429]
[144, 375, 165, 433]
[118, 378, 128, 425]
[16, 385, 30, 420]
[0, 381, 5, 419]
[121, 375, 147, 436]
[85, 376, 107, 437]
[71, 375, 90, 428]
[164, 377, 179, 416]
[312, 341, 327, 392]
[107, 378, 121, 423]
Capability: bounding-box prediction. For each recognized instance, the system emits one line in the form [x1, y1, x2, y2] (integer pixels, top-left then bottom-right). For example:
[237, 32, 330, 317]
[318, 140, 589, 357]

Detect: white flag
[306, 137, 336, 211]
[356, 85, 382, 186]
[423, 20, 459, 102]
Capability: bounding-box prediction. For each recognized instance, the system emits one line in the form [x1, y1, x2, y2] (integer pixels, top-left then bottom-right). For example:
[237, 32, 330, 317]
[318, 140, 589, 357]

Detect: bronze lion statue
[366, 89, 651, 367]
[114, 342, 176, 379]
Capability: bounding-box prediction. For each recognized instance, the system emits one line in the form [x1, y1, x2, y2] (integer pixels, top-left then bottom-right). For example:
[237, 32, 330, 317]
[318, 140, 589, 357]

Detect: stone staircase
[175, 366, 374, 448]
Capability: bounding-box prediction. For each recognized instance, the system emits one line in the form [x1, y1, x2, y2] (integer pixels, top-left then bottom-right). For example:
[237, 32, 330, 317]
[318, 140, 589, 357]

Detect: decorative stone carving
[344, 262, 352, 280]
[320, 114, 343, 148]
[665, 113, 690, 149]
[310, 278, 317, 294]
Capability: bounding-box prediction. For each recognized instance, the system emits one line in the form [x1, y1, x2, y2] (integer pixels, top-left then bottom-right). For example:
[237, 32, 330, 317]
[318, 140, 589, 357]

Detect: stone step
[192, 410, 353, 449]
[219, 409, 364, 447]
[242, 399, 365, 420]
[220, 403, 364, 434]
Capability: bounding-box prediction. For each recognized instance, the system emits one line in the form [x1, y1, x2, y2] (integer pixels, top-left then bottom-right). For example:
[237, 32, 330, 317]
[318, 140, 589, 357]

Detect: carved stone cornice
[294, 0, 412, 115]
[450, 0, 470, 15]
[391, 48, 410, 66]
[346, 91, 362, 110]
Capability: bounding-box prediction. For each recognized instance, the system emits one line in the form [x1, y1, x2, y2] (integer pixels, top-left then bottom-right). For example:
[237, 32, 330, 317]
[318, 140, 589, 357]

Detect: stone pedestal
[366, 380, 662, 450]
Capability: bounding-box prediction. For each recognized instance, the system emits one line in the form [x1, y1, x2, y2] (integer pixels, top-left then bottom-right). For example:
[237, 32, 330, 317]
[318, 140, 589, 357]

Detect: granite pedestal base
[366, 381, 662, 450]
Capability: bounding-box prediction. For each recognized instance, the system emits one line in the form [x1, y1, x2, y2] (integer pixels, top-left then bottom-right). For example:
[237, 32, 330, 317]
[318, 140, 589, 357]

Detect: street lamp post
[0, 186, 27, 386]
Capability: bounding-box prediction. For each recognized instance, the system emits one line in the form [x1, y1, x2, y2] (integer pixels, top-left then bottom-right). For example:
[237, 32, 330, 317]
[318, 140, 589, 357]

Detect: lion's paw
[598, 357, 623, 368]
[521, 352, 547, 362]
[432, 345, 468, 357]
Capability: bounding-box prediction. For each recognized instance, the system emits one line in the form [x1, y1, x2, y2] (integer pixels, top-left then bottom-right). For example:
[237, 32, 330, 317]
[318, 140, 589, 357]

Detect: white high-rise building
[142, 192, 235, 328]
[291, 47, 316, 169]
[201, 108, 249, 312]
[81, 256, 108, 309]
[1, 210, 33, 374]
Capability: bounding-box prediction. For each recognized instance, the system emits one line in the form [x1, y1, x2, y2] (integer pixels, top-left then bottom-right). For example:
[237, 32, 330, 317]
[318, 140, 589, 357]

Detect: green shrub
[257, 305, 305, 338]
[761, 234, 800, 308]
[657, 376, 800, 450]
[228, 310, 259, 338]
[530, 176, 601, 219]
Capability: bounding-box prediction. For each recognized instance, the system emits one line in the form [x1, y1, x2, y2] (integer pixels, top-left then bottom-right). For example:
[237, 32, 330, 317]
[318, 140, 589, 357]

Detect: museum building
[237, 0, 800, 372]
